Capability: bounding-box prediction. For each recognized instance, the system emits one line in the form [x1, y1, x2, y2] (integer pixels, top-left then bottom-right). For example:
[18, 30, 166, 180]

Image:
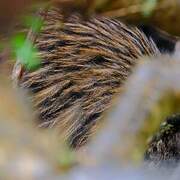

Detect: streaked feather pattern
[19, 8, 159, 148]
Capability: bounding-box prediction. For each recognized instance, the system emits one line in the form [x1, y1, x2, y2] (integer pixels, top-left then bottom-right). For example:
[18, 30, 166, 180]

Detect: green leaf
[11, 34, 26, 50]
[24, 16, 43, 33]
[11, 34, 41, 71]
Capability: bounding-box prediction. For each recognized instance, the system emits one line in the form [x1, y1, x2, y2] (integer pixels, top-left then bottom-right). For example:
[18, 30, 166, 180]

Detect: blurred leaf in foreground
[11, 34, 40, 71]
[141, 0, 157, 17]
[24, 15, 43, 33]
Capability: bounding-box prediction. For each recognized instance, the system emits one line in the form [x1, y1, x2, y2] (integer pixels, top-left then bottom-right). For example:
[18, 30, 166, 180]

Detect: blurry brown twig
[101, 0, 173, 18]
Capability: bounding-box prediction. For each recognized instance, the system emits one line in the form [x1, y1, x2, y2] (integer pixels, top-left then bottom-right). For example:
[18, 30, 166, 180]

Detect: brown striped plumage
[18, 8, 159, 148]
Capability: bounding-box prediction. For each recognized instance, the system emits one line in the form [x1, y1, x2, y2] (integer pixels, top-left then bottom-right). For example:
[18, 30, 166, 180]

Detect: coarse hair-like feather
[17, 8, 159, 148]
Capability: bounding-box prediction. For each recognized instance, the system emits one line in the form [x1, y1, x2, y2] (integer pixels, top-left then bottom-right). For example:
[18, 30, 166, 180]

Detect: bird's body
[18, 8, 159, 148]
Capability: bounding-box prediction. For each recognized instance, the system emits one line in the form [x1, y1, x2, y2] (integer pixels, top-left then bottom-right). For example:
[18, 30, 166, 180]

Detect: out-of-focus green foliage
[24, 16, 43, 33]
[142, 0, 157, 17]
[11, 34, 40, 71]
[11, 15, 43, 71]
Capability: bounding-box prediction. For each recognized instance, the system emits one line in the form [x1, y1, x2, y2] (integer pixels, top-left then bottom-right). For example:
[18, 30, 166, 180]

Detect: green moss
[132, 91, 180, 162]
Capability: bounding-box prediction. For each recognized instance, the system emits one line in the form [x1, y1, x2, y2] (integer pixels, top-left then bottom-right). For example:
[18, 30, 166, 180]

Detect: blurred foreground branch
[1, 53, 180, 179]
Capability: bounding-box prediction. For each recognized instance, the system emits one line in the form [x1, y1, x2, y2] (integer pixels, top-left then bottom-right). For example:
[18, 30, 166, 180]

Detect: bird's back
[18, 8, 159, 148]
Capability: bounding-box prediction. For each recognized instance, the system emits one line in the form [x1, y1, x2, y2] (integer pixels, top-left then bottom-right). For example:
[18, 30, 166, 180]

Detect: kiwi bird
[15, 7, 162, 149]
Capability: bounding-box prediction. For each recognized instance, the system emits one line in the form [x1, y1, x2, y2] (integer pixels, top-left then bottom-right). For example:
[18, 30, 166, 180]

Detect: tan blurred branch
[101, 0, 174, 18]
